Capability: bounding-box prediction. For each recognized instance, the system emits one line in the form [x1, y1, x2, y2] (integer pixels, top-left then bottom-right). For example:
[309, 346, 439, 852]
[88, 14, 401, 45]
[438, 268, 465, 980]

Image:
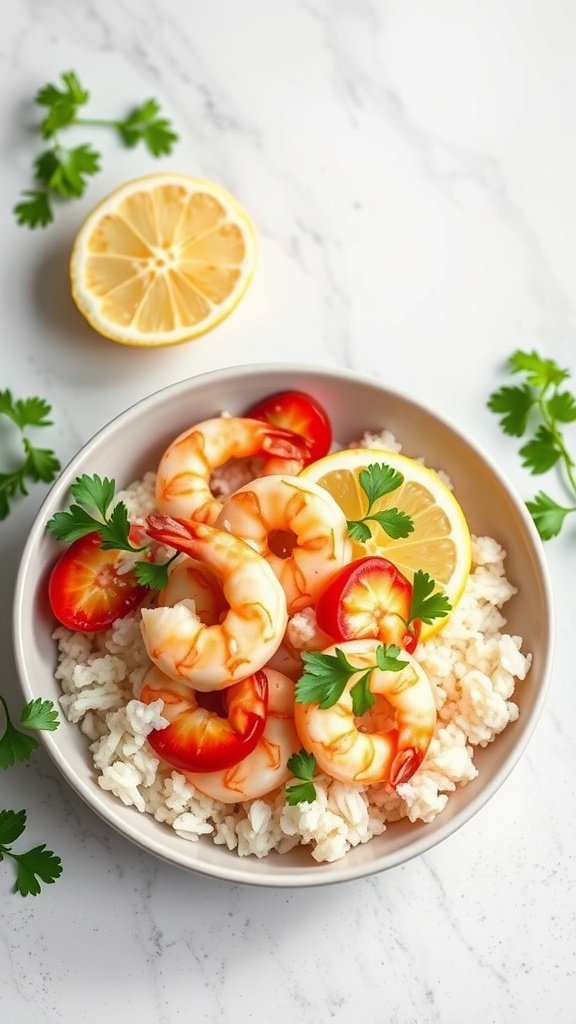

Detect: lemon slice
[70, 174, 257, 347]
[300, 448, 472, 637]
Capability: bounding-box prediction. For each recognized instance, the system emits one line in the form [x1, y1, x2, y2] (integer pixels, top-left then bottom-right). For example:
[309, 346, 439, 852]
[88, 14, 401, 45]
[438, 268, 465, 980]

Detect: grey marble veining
[1, 2, 575, 1022]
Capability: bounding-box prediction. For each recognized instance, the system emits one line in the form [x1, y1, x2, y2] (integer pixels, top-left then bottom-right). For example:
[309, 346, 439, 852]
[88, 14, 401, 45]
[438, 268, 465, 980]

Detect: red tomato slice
[245, 390, 332, 462]
[140, 671, 268, 773]
[316, 556, 421, 653]
[48, 532, 148, 632]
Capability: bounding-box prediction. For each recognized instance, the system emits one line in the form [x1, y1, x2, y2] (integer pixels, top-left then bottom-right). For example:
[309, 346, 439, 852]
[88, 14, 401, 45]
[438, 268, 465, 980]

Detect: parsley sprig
[488, 350, 576, 539]
[14, 70, 179, 228]
[0, 696, 60, 771]
[0, 696, 62, 895]
[286, 750, 318, 805]
[47, 474, 177, 589]
[295, 644, 409, 718]
[408, 571, 452, 626]
[0, 810, 62, 897]
[0, 390, 60, 520]
[346, 463, 414, 543]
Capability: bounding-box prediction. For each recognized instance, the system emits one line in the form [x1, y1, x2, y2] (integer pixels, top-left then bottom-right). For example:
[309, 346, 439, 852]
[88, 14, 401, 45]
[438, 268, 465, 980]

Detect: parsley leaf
[375, 644, 409, 671]
[519, 426, 563, 475]
[0, 390, 60, 519]
[11, 844, 63, 897]
[13, 190, 53, 229]
[47, 473, 175, 590]
[509, 350, 569, 389]
[134, 560, 171, 590]
[408, 571, 452, 626]
[358, 463, 404, 505]
[295, 644, 407, 711]
[70, 474, 115, 519]
[117, 99, 179, 156]
[20, 699, 59, 732]
[0, 809, 27, 846]
[488, 351, 576, 539]
[525, 492, 575, 541]
[487, 384, 534, 437]
[0, 697, 39, 770]
[350, 670, 375, 717]
[16, 71, 179, 228]
[346, 461, 414, 543]
[286, 750, 317, 805]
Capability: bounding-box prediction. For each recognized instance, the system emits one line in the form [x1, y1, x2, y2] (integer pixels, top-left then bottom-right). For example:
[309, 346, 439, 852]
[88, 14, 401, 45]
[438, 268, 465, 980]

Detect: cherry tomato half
[140, 670, 268, 773]
[245, 390, 332, 463]
[48, 532, 148, 632]
[316, 556, 421, 654]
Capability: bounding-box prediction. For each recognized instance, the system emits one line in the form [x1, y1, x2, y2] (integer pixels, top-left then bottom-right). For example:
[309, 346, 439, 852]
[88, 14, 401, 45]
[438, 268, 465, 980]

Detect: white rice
[53, 430, 531, 863]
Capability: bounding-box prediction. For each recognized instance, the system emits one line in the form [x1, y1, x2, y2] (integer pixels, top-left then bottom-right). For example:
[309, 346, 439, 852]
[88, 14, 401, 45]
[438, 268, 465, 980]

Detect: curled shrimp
[294, 639, 436, 787]
[215, 475, 351, 614]
[156, 417, 312, 525]
[159, 557, 226, 626]
[186, 668, 300, 803]
[139, 666, 268, 773]
[140, 515, 288, 691]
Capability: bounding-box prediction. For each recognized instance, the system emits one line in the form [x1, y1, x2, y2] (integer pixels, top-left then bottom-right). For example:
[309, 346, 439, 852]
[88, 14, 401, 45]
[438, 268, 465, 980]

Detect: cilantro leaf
[526, 491, 575, 540]
[36, 144, 101, 198]
[0, 810, 27, 847]
[509, 350, 569, 389]
[1, 393, 53, 430]
[546, 391, 576, 423]
[285, 781, 317, 806]
[359, 463, 404, 506]
[350, 670, 375, 717]
[36, 70, 89, 138]
[375, 643, 409, 672]
[408, 571, 452, 625]
[0, 698, 39, 770]
[134, 560, 170, 590]
[346, 519, 372, 543]
[70, 474, 116, 519]
[519, 426, 563, 474]
[13, 190, 53, 228]
[12, 845, 63, 896]
[285, 749, 317, 805]
[22, 439, 61, 483]
[46, 505, 101, 543]
[367, 508, 414, 540]
[295, 649, 354, 709]
[98, 501, 133, 551]
[117, 98, 179, 156]
[20, 699, 59, 732]
[487, 384, 534, 437]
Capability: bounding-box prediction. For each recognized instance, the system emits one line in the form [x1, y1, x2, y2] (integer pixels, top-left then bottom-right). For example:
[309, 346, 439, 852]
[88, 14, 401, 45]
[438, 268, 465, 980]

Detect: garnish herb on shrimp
[294, 640, 436, 787]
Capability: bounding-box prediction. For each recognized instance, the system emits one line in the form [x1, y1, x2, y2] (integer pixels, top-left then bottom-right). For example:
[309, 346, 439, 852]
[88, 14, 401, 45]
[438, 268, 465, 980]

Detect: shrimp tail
[389, 747, 425, 788]
[260, 426, 313, 463]
[146, 514, 206, 554]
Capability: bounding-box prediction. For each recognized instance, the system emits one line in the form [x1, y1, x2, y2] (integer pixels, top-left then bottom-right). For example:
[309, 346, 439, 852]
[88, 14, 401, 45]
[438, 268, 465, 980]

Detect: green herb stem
[537, 395, 576, 495]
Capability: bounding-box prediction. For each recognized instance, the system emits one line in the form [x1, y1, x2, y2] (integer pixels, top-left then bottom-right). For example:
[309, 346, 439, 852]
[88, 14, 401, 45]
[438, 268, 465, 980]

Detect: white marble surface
[1, 1, 575, 1021]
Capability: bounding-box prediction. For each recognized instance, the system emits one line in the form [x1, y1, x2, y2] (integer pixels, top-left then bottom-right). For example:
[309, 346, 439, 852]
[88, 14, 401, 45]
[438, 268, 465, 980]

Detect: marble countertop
[1, 2, 575, 1021]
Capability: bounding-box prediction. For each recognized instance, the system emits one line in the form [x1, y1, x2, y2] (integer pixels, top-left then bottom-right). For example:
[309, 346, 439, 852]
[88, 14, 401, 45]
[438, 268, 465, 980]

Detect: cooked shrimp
[139, 666, 268, 773]
[215, 475, 351, 614]
[140, 516, 288, 691]
[294, 639, 436, 787]
[159, 557, 226, 626]
[186, 668, 300, 803]
[156, 417, 312, 525]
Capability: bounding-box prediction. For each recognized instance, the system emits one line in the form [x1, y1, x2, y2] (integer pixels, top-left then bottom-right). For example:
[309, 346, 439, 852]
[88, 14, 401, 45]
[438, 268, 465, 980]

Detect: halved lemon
[70, 174, 257, 347]
[300, 448, 472, 637]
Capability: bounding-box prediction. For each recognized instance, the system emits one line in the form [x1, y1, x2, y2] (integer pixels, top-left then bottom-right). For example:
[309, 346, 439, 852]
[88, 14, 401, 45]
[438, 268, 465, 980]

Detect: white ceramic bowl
[13, 365, 554, 886]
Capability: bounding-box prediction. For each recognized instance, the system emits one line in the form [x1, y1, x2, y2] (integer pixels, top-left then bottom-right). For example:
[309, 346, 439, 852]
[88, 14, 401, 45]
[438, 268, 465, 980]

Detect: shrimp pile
[137, 411, 438, 803]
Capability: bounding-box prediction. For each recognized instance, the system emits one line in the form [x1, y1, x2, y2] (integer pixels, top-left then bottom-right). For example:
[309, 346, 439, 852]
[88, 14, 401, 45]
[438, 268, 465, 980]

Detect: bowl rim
[12, 362, 555, 887]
